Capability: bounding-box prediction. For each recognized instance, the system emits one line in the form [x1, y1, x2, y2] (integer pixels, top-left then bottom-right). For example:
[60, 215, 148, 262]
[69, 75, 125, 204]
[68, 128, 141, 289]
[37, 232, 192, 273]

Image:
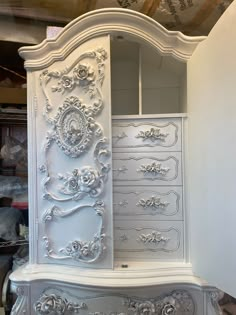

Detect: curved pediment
[19, 8, 206, 69]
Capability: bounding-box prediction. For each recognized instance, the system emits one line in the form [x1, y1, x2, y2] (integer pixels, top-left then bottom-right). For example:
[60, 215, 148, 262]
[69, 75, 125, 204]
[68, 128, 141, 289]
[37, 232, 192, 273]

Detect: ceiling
[0, 0, 234, 36]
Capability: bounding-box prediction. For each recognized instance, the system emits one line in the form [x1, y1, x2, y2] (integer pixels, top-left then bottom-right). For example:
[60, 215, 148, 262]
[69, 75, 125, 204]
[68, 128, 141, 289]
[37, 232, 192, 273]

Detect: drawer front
[114, 221, 183, 260]
[112, 119, 182, 151]
[113, 186, 183, 220]
[112, 152, 182, 185]
[30, 282, 203, 315]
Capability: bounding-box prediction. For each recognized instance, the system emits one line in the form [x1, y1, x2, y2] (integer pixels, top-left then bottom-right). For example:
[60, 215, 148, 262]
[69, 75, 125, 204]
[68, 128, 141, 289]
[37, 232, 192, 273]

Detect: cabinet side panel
[27, 71, 38, 264]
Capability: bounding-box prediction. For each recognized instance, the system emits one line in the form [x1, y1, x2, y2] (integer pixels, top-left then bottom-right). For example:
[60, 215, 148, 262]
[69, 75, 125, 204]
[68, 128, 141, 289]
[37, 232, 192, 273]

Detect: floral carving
[73, 63, 95, 83]
[161, 303, 176, 315]
[209, 290, 224, 315]
[40, 47, 107, 137]
[58, 167, 102, 199]
[80, 167, 99, 189]
[43, 138, 110, 202]
[43, 201, 106, 263]
[138, 231, 169, 244]
[137, 163, 169, 176]
[137, 197, 169, 210]
[60, 75, 75, 90]
[136, 128, 168, 142]
[43, 48, 107, 98]
[125, 290, 194, 315]
[34, 294, 87, 314]
[60, 232, 105, 262]
[128, 300, 155, 315]
[11, 285, 29, 315]
[34, 290, 194, 315]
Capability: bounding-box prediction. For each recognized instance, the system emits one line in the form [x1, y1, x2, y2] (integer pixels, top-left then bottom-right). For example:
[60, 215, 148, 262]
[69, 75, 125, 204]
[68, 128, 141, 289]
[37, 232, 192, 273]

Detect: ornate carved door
[29, 35, 113, 268]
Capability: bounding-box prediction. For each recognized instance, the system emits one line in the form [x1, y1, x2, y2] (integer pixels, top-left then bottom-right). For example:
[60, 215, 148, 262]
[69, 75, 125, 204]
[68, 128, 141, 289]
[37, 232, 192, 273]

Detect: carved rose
[73, 63, 95, 83]
[67, 177, 79, 192]
[79, 168, 100, 192]
[162, 303, 176, 315]
[62, 238, 101, 260]
[34, 294, 66, 314]
[128, 301, 155, 315]
[59, 167, 103, 198]
[96, 47, 108, 61]
[60, 75, 74, 90]
[137, 302, 155, 315]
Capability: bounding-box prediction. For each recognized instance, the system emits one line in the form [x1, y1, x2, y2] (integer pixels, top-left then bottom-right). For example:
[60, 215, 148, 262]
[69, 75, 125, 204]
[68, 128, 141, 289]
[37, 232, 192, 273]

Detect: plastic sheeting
[0, 0, 234, 36]
[0, 207, 23, 241]
[0, 175, 27, 198]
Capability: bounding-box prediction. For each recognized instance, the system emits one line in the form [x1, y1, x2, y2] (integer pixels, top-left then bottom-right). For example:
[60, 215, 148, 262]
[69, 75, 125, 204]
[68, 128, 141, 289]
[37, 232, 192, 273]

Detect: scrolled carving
[59, 167, 103, 198]
[208, 290, 224, 315]
[33, 289, 194, 315]
[43, 200, 106, 263]
[125, 290, 194, 315]
[137, 162, 170, 176]
[11, 285, 29, 315]
[112, 122, 179, 149]
[34, 293, 87, 315]
[136, 128, 168, 142]
[60, 232, 106, 262]
[43, 138, 110, 202]
[53, 96, 102, 157]
[116, 226, 180, 253]
[40, 48, 107, 118]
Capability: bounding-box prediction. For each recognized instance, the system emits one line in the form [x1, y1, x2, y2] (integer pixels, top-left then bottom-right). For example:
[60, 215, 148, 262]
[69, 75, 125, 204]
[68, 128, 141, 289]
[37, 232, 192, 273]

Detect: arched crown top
[19, 8, 206, 69]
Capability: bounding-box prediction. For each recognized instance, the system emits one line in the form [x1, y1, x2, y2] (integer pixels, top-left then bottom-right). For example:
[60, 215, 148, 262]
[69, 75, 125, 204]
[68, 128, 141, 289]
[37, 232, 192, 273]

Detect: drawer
[114, 221, 183, 260]
[112, 152, 182, 185]
[30, 281, 203, 315]
[113, 186, 183, 220]
[112, 118, 182, 152]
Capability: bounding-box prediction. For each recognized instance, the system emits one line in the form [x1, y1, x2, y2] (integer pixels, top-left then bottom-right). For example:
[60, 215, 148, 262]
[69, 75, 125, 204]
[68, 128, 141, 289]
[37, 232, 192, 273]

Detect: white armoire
[10, 3, 236, 315]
